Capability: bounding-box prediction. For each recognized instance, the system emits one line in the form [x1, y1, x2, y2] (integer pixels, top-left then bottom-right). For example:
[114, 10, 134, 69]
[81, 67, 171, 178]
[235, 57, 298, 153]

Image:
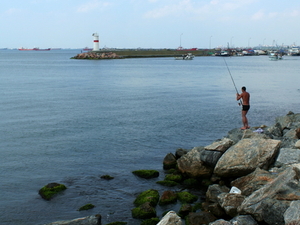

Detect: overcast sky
[1, 0, 300, 49]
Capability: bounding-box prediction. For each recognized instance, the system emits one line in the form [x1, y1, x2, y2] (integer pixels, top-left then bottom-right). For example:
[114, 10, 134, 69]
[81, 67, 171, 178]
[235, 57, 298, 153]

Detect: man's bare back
[238, 91, 250, 105]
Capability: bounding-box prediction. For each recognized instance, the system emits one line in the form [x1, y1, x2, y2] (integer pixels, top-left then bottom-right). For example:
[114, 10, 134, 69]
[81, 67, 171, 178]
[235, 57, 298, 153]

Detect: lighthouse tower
[92, 33, 99, 51]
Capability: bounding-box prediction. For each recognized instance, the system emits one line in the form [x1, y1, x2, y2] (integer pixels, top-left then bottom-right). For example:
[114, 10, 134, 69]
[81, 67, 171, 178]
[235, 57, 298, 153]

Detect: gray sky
[1, 0, 299, 49]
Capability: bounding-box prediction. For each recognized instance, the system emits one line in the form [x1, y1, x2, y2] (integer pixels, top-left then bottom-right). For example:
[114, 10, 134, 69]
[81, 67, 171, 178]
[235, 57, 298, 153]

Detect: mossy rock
[141, 217, 160, 225]
[131, 202, 156, 219]
[158, 190, 177, 206]
[156, 180, 178, 187]
[38, 183, 67, 200]
[165, 174, 182, 182]
[78, 203, 95, 211]
[101, 175, 114, 180]
[165, 168, 179, 174]
[177, 191, 198, 203]
[133, 189, 159, 207]
[132, 170, 159, 179]
[106, 222, 127, 225]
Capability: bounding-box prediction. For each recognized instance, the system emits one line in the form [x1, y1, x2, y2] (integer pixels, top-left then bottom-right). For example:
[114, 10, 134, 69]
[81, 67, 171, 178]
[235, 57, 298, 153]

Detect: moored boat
[175, 53, 194, 60]
[269, 52, 283, 60]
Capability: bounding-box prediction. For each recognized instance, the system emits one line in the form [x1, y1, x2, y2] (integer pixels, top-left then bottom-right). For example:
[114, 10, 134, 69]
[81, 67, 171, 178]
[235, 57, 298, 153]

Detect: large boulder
[157, 211, 182, 225]
[204, 138, 234, 152]
[238, 164, 300, 221]
[231, 168, 276, 196]
[284, 200, 300, 225]
[177, 147, 213, 178]
[214, 138, 281, 177]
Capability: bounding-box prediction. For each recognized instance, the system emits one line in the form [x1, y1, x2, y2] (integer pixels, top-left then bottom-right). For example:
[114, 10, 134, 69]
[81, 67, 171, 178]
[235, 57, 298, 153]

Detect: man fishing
[236, 86, 250, 130]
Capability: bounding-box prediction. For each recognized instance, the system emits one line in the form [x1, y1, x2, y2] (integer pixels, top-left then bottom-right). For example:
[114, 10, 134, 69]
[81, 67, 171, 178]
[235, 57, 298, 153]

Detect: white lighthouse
[92, 33, 99, 51]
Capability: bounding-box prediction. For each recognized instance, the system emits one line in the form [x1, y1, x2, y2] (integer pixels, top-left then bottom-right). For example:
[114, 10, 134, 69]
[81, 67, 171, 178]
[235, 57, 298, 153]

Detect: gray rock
[157, 211, 182, 225]
[177, 147, 213, 178]
[186, 211, 217, 225]
[206, 184, 230, 203]
[44, 215, 101, 225]
[208, 219, 231, 225]
[284, 200, 300, 225]
[230, 215, 258, 225]
[238, 164, 300, 221]
[231, 168, 276, 196]
[175, 148, 189, 159]
[295, 140, 300, 149]
[200, 150, 223, 168]
[217, 193, 245, 217]
[214, 139, 281, 177]
[274, 148, 300, 167]
[163, 152, 177, 169]
[267, 122, 282, 137]
[204, 138, 234, 152]
[261, 198, 289, 225]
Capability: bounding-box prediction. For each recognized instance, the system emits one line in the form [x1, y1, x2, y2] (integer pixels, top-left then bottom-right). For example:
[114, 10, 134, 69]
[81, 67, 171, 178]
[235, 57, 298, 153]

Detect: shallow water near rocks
[0, 50, 300, 224]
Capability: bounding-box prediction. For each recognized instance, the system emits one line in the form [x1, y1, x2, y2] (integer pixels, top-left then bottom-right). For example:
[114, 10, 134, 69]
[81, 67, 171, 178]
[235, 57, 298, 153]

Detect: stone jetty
[44, 111, 300, 225]
[71, 51, 123, 59]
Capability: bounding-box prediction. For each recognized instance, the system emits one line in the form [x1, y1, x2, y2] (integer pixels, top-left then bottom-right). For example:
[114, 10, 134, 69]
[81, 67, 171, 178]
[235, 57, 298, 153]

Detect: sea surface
[0, 50, 300, 225]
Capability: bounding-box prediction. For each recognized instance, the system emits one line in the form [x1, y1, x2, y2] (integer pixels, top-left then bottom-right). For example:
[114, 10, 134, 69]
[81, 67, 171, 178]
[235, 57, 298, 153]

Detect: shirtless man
[236, 86, 250, 130]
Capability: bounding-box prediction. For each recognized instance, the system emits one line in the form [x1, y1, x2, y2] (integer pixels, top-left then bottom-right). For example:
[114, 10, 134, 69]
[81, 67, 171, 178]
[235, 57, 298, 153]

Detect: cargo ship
[18, 47, 51, 51]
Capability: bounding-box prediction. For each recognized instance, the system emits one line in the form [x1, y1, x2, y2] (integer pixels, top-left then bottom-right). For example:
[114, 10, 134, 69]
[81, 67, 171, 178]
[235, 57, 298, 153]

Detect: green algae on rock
[140, 217, 160, 225]
[38, 183, 67, 200]
[106, 222, 127, 225]
[133, 189, 159, 207]
[131, 202, 157, 219]
[78, 203, 95, 211]
[100, 175, 114, 180]
[156, 180, 178, 187]
[132, 170, 159, 179]
[164, 174, 183, 182]
[177, 191, 198, 203]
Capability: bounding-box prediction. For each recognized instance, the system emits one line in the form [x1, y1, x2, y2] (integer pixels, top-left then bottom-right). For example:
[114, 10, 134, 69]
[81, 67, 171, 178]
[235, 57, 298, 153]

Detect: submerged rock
[39, 183, 67, 200]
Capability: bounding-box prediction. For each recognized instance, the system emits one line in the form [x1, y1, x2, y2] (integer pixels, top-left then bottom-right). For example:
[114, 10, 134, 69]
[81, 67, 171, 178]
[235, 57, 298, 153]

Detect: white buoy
[92, 33, 99, 51]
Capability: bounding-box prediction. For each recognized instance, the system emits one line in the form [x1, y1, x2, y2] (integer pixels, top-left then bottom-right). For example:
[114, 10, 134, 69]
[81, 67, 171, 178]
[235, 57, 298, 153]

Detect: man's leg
[242, 110, 249, 128]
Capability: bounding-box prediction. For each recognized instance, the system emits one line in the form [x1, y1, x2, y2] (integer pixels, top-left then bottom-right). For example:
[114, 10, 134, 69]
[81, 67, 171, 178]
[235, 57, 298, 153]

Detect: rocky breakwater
[71, 51, 123, 60]
[44, 112, 300, 225]
[160, 111, 300, 225]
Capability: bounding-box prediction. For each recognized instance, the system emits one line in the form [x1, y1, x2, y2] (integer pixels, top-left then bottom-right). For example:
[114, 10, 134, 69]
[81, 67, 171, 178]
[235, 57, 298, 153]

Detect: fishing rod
[223, 58, 243, 106]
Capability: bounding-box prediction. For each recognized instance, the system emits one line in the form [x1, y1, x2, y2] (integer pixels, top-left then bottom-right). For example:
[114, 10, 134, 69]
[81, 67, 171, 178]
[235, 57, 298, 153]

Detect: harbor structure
[92, 33, 99, 51]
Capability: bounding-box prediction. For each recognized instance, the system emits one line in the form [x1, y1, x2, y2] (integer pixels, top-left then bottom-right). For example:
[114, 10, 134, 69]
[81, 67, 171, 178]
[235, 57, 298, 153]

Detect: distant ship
[18, 47, 51, 51]
[83, 47, 93, 51]
[18, 47, 34, 51]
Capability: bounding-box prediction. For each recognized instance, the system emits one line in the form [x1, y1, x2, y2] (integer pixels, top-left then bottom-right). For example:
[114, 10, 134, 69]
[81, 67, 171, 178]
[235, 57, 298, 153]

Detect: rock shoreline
[44, 111, 300, 225]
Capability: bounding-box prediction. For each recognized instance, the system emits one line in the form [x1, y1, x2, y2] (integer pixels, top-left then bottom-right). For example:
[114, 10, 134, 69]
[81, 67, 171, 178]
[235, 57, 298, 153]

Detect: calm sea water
[0, 50, 300, 225]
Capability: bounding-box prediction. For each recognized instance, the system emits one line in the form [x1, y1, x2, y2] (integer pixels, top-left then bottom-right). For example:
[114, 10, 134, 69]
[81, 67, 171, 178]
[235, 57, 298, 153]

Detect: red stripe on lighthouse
[94, 40, 99, 42]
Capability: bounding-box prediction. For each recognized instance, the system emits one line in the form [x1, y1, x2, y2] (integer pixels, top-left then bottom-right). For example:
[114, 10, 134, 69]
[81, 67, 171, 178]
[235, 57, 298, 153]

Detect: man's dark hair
[242, 86, 246, 91]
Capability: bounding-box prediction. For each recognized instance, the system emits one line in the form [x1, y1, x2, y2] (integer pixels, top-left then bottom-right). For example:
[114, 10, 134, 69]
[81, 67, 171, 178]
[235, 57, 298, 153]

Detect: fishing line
[223, 58, 243, 106]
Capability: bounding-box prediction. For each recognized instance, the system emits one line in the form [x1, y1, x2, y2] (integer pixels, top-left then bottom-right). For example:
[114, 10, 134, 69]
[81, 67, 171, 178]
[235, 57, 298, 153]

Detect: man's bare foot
[241, 127, 246, 130]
